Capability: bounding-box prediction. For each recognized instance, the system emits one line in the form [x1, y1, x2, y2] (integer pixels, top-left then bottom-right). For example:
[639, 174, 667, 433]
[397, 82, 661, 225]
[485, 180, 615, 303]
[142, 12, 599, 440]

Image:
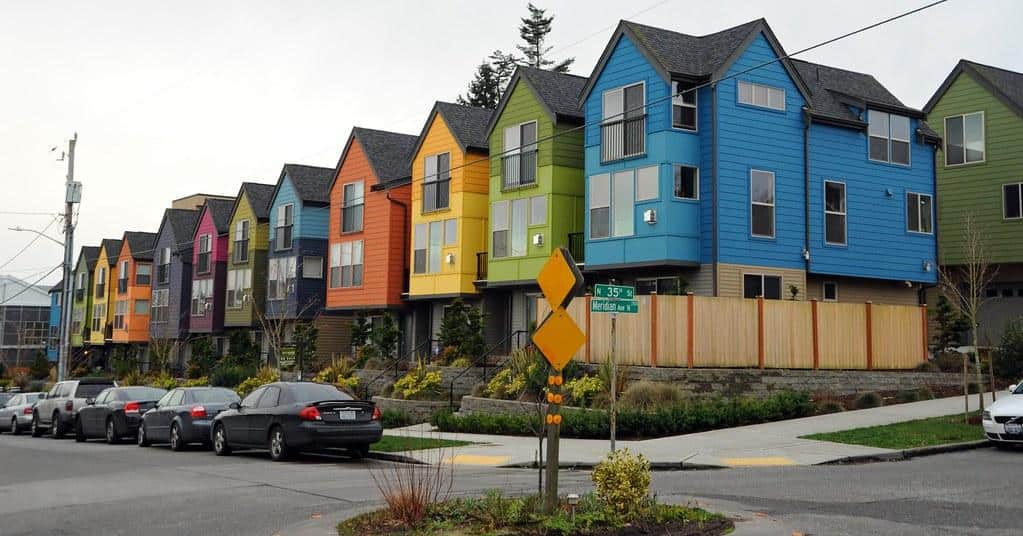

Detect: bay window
[671, 81, 697, 130]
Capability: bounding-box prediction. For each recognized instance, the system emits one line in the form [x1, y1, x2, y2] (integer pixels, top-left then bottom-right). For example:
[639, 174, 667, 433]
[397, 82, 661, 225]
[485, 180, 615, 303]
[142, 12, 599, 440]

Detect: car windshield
[287, 383, 353, 404]
[75, 383, 114, 398]
[115, 387, 167, 401]
[1015, 384, 1023, 395]
[190, 389, 239, 404]
[0, 394, 12, 404]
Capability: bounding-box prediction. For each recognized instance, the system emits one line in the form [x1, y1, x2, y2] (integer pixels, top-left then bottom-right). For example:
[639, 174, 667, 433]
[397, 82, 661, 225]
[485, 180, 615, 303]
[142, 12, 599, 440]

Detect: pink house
[189, 198, 234, 335]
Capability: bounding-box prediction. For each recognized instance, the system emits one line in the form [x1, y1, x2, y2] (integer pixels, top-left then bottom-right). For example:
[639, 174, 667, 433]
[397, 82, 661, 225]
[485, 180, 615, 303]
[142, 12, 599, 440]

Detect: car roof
[74, 377, 117, 385]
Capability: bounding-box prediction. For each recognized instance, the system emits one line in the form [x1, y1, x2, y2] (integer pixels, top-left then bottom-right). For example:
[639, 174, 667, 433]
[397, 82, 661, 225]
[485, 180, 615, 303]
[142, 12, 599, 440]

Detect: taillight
[298, 406, 322, 421]
[371, 406, 382, 421]
[124, 401, 140, 414]
[190, 405, 207, 418]
[65, 401, 74, 412]
[23, 407, 33, 415]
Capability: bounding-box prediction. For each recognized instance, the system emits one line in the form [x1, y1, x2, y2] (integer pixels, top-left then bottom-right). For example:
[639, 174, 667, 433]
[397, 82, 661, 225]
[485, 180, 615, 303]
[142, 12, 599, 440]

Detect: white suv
[983, 382, 1023, 446]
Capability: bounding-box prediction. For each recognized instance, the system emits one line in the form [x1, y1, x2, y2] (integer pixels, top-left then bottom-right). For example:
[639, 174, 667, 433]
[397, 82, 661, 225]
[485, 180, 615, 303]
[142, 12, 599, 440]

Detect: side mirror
[229, 402, 241, 410]
[86, 398, 95, 406]
[1010, 384, 1018, 393]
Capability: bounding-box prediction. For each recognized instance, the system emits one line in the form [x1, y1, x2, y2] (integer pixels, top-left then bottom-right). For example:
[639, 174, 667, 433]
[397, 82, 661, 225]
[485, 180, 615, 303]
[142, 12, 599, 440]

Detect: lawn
[803, 412, 984, 449]
[371, 435, 472, 453]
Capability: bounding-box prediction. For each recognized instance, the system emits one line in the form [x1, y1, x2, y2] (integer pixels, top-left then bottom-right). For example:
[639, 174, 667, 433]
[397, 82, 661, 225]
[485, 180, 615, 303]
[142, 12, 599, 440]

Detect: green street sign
[594, 284, 635, 300]
[591, 298, 639, 314]
[278, 345, 296, 367]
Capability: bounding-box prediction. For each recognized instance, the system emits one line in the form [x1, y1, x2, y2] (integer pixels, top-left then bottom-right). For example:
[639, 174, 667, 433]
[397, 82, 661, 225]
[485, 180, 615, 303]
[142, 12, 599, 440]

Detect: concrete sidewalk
[384, 393, 995, 468]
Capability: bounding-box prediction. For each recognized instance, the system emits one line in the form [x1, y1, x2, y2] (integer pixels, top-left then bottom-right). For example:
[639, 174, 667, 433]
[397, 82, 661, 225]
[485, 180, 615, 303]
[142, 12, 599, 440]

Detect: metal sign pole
[610, 311, 616, 452]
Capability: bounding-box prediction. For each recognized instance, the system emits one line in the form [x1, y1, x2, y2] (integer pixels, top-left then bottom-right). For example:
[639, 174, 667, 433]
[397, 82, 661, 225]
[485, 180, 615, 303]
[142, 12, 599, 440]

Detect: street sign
[532, 308, 585, 371]
[594, 283, 635, 300]
[278, 345, 296, 367]
[590, 298, 639, 314]
[537, 247, 584, 310]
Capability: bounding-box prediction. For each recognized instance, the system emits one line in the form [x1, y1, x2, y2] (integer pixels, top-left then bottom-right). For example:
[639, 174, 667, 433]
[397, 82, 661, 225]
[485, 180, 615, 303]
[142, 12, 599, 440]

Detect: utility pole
[58, 133, 80, 382]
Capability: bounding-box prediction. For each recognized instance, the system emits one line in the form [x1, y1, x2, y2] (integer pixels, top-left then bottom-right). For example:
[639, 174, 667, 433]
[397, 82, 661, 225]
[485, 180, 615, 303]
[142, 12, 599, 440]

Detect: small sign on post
[589, 282, 636, 452]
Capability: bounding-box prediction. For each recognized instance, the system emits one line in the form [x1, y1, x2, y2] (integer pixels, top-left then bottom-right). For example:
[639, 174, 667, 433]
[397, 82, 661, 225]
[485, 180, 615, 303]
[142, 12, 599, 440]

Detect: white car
[983, 383, 1023, 447]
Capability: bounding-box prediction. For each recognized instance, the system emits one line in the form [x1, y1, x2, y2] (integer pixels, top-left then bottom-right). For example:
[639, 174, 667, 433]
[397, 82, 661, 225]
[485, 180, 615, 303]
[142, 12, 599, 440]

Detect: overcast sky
[1, 0, 1019, 287]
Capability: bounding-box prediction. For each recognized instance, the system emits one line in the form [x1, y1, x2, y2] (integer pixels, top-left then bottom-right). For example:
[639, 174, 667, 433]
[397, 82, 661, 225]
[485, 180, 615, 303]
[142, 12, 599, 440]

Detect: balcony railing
[502, 150, 537, 189]
[475, 252, 488, 282]
[601, 115, 646, 162]
[422, 178, 451, 212]
[157, 264, 169, 285]
[568, 232, 585, 264]
[75, 288, 85, 302]
[233, 240, 249, 263]
[117, 279, 128, 294]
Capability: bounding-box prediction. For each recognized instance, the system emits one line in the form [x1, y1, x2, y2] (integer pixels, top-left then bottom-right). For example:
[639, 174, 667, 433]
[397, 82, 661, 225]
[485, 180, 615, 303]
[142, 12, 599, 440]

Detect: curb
[819, 439, 991, 465]
[366, 451, 426, 464]
[499, 461, 725, 471]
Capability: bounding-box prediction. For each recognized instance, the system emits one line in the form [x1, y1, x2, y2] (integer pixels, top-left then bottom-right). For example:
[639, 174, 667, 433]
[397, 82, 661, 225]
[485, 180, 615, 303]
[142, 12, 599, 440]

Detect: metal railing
[567, 232, 585, 264]
[233, 240, 249, 263]
[422, 178, 451, 212]
[157, 264, 170, 285]
[447, 330, 530, 409]
[475, 252, 488, 282]
[75, 289, 85, 302]
[359, 338, 435, 400]
[601, 115, 645, 162]
[502, 150, 537, 189]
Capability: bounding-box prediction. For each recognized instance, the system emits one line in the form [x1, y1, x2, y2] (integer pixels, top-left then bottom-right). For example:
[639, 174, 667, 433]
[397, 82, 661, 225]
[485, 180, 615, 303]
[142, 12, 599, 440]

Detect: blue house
[46, 280, 63, 362]
[579, 19, 938, 303]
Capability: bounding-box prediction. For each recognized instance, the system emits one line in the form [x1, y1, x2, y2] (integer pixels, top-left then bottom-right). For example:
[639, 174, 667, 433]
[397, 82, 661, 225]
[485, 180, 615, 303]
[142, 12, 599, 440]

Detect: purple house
[188, 198, 234, 343]
[150, 208, 200, 347]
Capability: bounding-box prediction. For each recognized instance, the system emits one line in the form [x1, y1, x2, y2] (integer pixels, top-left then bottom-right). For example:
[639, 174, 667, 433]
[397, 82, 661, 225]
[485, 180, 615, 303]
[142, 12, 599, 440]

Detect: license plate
[1005, 423, 1022, 435]
[338, 410, 357, 421]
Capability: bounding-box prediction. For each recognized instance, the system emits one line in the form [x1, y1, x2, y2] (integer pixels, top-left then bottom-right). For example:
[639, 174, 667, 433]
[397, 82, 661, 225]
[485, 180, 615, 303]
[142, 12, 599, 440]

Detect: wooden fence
[537, 294, 928, 370]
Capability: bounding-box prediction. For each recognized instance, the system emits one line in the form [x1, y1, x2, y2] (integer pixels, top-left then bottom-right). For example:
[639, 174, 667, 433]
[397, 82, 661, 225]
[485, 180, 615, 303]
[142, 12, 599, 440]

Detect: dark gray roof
[623, 19, 763, 78]
[162, 209, 200, 249]
[435, 102, 493, 152]
[792, 59, 909, 123]
[924, 59, 1023, 118]
[204, 198, 236, 234]
[238, 182, 277, 220]
[519, 67, 587, 121]
[123, 231, 157, 261]
[100, 239, 122, 266]
[78, 246, 100, 271]
[49, 280, 63, 293]
[280, 164, 334, 205]
[352, 127, 418, 183]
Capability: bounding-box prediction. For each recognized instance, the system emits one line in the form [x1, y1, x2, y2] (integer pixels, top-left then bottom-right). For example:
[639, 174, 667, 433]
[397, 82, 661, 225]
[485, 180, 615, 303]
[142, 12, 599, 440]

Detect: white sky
[1, 0, 1019, 286]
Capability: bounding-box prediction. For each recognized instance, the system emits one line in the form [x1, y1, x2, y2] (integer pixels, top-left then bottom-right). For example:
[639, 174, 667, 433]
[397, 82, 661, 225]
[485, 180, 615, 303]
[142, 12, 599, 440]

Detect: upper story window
[233, 220, 250, 263]
[601, 82, 645, 162]
[444, 218, 457, 245]
[117, 260, 129, 293]
[673, 165, 698, 200]
[412, 222, 448, 274]
[151, 289, 168, 322]
[190, 278, 212, 316]
[329, 240, 363, 288]
[944, 112, 985, 166]
[737, 81, 785, 111]
[824, 181, 847, 246]
[275, 204, 294, 251]
[226, 268, 251, 309]
[503, 122, 538, 189]
[906, 192, 933, 234]
[341, 181, 364, 233]
[95, 266, 106, 298]
[868, 110, 910, 166]
[196, 234, 212, 274]
[135, 263, 151, 286]
[589, 167, 655, 239]
[750, 170, 776, 238]
[75, 272, 87, 301]
[157, 247, 171, 285]
[1004, 183, 1022, 220]
[423, 153, 450, 212]
[671, 81, 697, 131]
[267, 256, 296, 301]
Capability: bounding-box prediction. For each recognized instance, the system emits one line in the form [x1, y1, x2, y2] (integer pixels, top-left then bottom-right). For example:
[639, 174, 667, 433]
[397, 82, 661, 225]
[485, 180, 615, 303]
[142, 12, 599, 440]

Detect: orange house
[326, 127, 418, 313]
[110, 231, 157, 344]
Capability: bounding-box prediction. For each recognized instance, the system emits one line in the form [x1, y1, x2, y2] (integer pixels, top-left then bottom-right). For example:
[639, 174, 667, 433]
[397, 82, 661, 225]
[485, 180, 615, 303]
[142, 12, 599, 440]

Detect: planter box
[372, 396, 454, 422]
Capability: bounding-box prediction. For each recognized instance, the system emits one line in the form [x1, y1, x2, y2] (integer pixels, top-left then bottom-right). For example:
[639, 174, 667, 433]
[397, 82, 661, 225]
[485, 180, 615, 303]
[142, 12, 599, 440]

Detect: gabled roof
[792, 59, 922, 122]
[99, 239, 122, 266]
[0, 275, 50, 307]
[271, 163, 335, 206]
[198, 198, 236, 236]
[77, 246, 100, 272]
[49, 280, 63, 293]
[411, 102, 493, 161]
[924, 59, 1023, 118]
[234, 182, 277, 221]
[155, 208, 200, 254]
[122, 231, 158, 261]
[332, 127, 418, 192]
[485, 66, 587, 139]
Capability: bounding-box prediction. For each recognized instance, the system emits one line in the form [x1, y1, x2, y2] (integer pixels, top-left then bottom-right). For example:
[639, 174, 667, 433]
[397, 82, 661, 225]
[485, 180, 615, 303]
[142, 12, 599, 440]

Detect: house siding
[225, 193, 270, 328]
[111, 241, 152, 343]
[267, 175, 329, 319]
[150, 218, 193, 341]
[88, 249, 117, 346]
[70, 256, 93, 347]
[190, 206, 228, 334]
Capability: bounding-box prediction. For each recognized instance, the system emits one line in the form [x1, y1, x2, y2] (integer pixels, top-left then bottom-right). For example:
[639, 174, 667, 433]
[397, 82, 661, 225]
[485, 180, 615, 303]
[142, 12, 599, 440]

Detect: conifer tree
[457, 61, 502, 109]
[517, 3, 574, 72]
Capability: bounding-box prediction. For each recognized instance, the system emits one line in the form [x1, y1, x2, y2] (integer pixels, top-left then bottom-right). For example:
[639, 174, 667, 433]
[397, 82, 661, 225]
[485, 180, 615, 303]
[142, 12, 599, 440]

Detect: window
[824, 181, 847, 245]
[429, 220, 442, 273]
[191, 278, 212, 316]
[341, 181, 364, 233]
[751, 170, 775, 238]
[92, 304, 105, 331]
[95, 267, 106, 298]
[275, 204, 294, 250]
[444, 218, 456, 246]
[1003, 183, 1022, 220]
[135, 263, 151, 285]
[76, 272, 87, 300]
[944, 112, 985, 165]
[134, 299, 149, 315]
[233, 220, 250, 263]
[226, 269, 252, 308]
[302, 256, 323, 279]
[671, 81, 697, 130]
[151, 289, 168, 322]
[738, 81, 785, 111]
[589, 173, 610, 239]
[118, 260, 129, 293]
[635, 166, 659, 201]
[636, 277, 680, 295]
[267, 256, 296, 300]
[906, 192, 933, 234]
[423, 153, 450, 212]
[503, 122, 538, 188]
[868, 110, 910, 165]
[413, 223, 427, 274]
[492, 201, 509, 258]
[529, 196, 546, 225]
[823, 282, 838, 302]
[256, 386, 280, 408]
[113, 299, 128, 329]
[331, 241, 363, 287]
[196, 234, 212, 274]
[601, 82, 645, 161]
[71, 306, 84, 333]
[743, 274, 782, 299]
[157, 247, 171, 284]
[612, 171, 634, 236]
[673, 165, 698, 199]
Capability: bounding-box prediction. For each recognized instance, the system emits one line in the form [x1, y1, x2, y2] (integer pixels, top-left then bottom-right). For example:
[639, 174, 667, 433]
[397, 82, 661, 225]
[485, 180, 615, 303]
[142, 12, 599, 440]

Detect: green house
[925, 60, 1023, 344]
[70, 246, 100, 350]
[223, 182, 277, 332]
[481, 66, 586, 343]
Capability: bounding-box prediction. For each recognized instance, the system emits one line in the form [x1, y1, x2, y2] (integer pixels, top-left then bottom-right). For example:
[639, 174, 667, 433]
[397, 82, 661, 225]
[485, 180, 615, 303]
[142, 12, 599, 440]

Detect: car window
[241, 387, 265, 408]
[25, 394, 40, 403]
[93, 390, 109, 404]
[48, 383, 62, 398]
[286, 383, 352, 404]
[5, 395, 21, 406]
[0, 394, 13, 405]
[168, 390, 185, 406]
[156, 391, 174, 407]
[116, 387, 166, 401]
[75, 383, 112, 399]
[190, 389, 239, 404]
[1015, 384, 1023, 395]
[256, 386, 280, 409]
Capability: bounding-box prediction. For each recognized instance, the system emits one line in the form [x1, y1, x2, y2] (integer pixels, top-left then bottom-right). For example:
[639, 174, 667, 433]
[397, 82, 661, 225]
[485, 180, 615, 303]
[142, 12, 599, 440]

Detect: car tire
[137, 422, 150, 447]
[11, 417, 21, 436]
[169, 423, 185, 452]
[74, 417, 86, 443]
[52, 412, 66, 439]
[30, 415, 42, 437]
[349, 445, 370, 460]
[268, 426, 290, 462]
[212, 424, 232, 456]
[106, 418, 119, 444]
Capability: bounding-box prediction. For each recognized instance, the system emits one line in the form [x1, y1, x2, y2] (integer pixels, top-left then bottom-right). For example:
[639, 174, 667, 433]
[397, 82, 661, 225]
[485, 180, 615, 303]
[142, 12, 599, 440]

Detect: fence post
[920, 303, 928, 362]
[865, 301, 873, 370]
[686, 292, 695, 368]
[811, 299, 820, 370]
[649, 292, 658, 367]
[757, 296, 765, 369]
[584, 293, 592, 364]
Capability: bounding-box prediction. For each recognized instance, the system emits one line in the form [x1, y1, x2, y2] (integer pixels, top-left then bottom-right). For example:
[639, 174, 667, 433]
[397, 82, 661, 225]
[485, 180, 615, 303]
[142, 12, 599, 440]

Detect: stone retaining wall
[372, 397, 454, 422]
[355, 366, 489, 398]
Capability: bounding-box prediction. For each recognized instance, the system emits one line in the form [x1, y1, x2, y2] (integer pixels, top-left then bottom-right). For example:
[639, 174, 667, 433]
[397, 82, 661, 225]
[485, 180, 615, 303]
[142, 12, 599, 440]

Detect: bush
[29, 354, 52, 380]
[994, 317, 1023, 381]
[448, 357, 471, 368]
[380, 409, 417, 429]
[436, 298, 485, 362]
[619, 381, 686, 411]
[854, 391, 883, 409]
[470, 383, 486, 398]
[914, 361, 941, 373]
[313, 356, 360, 391]
[149, 373, 179, 391]
[393, 360, 442, 400]
[597, 359, 628, 400]
[187, 336, 217, 379]
[363, 357, 385, 370]
[235, 366, 280, 398]
[933, 351, 965, 373]
[564, 375, 603, 407]
[591, 448, 651, 520]
[917, 386, 935, 400]
[894, 390, 920, 404]
[210, 365, 255, 388]
[816, 400, 845, 414]
[119, 369, 147, 386]
[182, 376, 209, 387]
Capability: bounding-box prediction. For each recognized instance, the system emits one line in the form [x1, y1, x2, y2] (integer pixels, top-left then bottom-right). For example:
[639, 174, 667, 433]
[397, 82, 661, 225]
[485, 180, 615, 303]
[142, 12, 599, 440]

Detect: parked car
[983, 382, 1023, 447]
[211, 382, 382, 461]
[138, 387, 240, 450]
[0, 392, 43, 435]
[32, 378, 117, 438]
[0, 392, 15, 406]
[74, 386, 166, 444]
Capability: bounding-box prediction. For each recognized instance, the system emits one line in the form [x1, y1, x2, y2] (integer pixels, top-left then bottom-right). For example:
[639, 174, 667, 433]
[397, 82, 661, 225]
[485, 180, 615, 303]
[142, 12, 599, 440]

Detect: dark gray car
[75, 386, 166, 444]
[32, 378, 116, 438]
[0, 393, 42, 434]
[138, 387, 239, 450]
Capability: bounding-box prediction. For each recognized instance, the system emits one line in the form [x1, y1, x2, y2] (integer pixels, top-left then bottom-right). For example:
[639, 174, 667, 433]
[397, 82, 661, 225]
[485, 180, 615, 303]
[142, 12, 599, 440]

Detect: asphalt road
[0, 433, 1019, 535]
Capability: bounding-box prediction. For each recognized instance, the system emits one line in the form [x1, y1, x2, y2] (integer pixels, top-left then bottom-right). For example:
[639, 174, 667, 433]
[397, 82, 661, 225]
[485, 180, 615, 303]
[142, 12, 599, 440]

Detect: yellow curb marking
[720, 456, 796, 467]
[446, 454, 511, 466]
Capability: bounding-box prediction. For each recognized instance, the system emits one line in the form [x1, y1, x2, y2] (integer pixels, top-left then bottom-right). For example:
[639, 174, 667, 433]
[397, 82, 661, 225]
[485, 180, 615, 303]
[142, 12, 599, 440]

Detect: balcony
[601, 115, 646, 163]
[75, 288, 85, 302]
[157, 264, 169, 285]
[475, 252, 488, 282]
[502, 150, 537, 189]
[117, 279, 128, 294]
[422, 178, 451, 212]
[233, 240, 249, 263]
[568, 232, 585, 264]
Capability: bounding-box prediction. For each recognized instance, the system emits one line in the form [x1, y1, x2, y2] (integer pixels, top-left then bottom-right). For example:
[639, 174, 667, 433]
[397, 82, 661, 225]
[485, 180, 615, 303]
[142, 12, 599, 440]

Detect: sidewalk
[384, 393, 995, 468]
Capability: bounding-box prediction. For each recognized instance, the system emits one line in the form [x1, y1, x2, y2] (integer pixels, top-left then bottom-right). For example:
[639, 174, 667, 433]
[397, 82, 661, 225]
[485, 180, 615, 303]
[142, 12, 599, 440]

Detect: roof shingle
[622, 19, 764, 77]
[238, 182, 277, 220]
[100, 239, 122, 266]
[434, 102, 493, 152]
[123, 231, 158, 261]
[282, 164, 335, 205]
[353, 127, 418, 183]
[518, 66, 587, 122]
[78, 246, 100, 271]
[204, 198, 236, 234]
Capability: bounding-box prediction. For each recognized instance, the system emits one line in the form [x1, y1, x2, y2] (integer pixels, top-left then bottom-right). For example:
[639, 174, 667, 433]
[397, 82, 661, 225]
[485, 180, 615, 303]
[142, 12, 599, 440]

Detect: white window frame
[601, 81, 646, 161]
[671, 80, 698, 131]
[589, 173, 611, 240]
[1003, 182, 1023, 221]
[943, 111, 986, 167]
[341, 181, 364, 233]
[742, 273, 783, 300]
[334, 241, 363, 287]
[528, 195, 546, 226]
[197, 233, 213, 273]
[868, 110, 911, 166]
[906, 191, 934, 234]
[502, 121, 538, 188]
[413, 223, 427, 274]
[302, 256, 323, 280]
[275, 203, 294, 251]
[823, 180, 847, 246]
[492, 201, 510, 258]
[673, 165, 699, 200]
[635, 165, 659, 202]
[737, 80, 785, 111]
[823, 281, 839, 302]
[443, 218, 457, 246]
[750, 169, 776, 239]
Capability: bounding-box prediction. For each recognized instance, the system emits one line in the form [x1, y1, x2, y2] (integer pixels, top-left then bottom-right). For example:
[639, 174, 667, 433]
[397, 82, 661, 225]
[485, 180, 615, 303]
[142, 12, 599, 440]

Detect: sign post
[589, 282, 637, 452]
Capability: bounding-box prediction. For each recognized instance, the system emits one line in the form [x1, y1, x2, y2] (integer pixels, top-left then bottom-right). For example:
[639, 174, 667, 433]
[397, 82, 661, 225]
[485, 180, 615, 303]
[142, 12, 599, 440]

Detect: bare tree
[147, 337, 186, 375]
[939, 214, 998, 419]
[253, 297, 320, 373]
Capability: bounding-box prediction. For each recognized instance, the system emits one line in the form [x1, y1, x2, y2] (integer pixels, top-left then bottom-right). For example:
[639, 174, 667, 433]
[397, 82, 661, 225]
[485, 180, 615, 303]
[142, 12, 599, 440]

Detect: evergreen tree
[457, 61, 502, 109]
[350, 311, 371, 348]
[933, 295, 969, 351]
[517, 3, 574, 72]
[370, 313, 400, 359]
[488, 49, 521, 93]
[293, 321, 319, 375]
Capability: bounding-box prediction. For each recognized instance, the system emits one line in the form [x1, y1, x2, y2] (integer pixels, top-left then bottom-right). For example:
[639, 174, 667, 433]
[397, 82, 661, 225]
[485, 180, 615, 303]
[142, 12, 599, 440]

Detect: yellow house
[407, 102, 492, 344]
[88, 238, 122, 349]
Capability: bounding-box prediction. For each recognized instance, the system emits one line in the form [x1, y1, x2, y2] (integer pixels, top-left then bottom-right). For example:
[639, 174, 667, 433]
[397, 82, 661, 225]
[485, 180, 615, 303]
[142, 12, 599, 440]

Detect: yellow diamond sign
[537, 247, 583, 310]
[532, 307, 585, 371]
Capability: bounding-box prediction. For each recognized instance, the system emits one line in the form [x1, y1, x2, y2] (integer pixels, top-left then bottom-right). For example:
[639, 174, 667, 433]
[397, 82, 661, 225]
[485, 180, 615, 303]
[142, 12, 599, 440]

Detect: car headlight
[983, 410, 991, 421]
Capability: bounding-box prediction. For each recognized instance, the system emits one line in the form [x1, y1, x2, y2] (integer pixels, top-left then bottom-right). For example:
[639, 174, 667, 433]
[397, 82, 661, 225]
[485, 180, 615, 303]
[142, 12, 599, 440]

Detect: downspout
[803, 108, 812, 275]
[711, 83, 719, 296]
[924, 140, 939, 305]
[386, 189, 410, 356]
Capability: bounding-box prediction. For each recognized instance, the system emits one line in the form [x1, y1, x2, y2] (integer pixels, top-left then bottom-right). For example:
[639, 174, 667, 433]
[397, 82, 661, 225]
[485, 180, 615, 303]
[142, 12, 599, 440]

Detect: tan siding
[806, 276, 919, 305]
[717, 263, 806, 299]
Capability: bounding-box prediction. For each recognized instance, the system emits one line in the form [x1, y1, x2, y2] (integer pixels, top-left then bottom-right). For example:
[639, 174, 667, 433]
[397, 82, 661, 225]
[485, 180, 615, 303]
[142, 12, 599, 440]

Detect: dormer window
[671, 81, 697, 131]
[868, 110, 910, 166]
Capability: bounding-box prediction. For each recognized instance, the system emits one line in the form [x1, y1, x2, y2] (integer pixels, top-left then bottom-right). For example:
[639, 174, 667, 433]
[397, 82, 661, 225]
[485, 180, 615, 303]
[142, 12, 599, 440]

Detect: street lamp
[8, 226, 64, 247]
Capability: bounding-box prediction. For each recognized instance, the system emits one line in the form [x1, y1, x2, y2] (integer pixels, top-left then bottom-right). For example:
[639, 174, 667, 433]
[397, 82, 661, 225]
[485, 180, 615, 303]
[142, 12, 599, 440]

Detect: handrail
[360, 337, 434, 399]
[447, 329, 530, 410]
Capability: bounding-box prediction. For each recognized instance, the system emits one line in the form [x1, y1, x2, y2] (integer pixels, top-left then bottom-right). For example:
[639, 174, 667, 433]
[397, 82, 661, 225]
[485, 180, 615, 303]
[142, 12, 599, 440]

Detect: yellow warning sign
[533, 247, 585, 371]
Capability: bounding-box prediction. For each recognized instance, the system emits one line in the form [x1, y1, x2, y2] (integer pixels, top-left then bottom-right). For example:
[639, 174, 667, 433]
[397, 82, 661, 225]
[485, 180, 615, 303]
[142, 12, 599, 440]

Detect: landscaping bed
[371, 436, 471, 453]
[802, 412, 984, 449]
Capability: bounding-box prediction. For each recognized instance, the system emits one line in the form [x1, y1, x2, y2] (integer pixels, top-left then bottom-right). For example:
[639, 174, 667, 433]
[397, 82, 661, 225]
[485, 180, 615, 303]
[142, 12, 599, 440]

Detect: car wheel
[51, 412, 65, 439]
[30, 415, 42, 437]
[74, 417, 86, 443]
[137, 422, 150, 447]
[212, 424, 231, 456]
[268, 426, 290, 462]
[106, 418, 119, 444]
[169, 423, 185, 452]
[11, 417, 21, 436]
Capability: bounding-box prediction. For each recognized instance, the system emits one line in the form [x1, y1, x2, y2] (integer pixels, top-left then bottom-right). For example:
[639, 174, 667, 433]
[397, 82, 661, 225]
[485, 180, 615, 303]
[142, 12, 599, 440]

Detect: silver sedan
[0, 393, 43, 435]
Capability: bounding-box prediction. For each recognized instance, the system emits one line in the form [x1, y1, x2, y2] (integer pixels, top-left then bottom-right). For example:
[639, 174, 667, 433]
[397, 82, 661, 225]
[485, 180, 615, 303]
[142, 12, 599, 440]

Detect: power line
[0, 216, 61, 272]
[0, 264, 62, 305]
[0, 210, 61, 216]
[547, 0, 674, 57]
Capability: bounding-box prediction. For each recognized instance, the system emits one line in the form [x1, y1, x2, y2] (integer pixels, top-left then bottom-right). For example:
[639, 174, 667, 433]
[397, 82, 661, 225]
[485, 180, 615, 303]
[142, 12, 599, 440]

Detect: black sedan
[211, 382, 382, 461]
[138, 387, 240, 450]
[75, 386, 167, 444]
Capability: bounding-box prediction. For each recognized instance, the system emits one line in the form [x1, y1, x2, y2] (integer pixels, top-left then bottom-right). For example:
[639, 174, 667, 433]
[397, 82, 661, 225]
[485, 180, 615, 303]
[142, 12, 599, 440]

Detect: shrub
[380, 409, 417, 429]
[619, 381, 685, 411]
[894, 390, 920, 404]
[564, 375, 603, 407]
[933, 351, 965, 373]
[313, 356, 360, 390]
[181, 376, 209, 387]
[484, 369, 522, 400]
[29, 354, 51, 380]
[470, 383, 486, 398]
[436, 298, 486, 362]
[597, 359, 628, 400]
[854, 391, 883, 409]
[914, 361, 940, 373]
[368, 447, 453, 527]
[448, 357, 472, 368]
[187, 336, 217, 379]
[917, 386, 935, 400]
[149, 373, 179, 391]
[994, 317, 1023, 381]
[816, 400, 845, 414]
[235, 366, 280, 398]
[393, 360, 442, 400]
[0, 378, 11, 390]
[362, 357, 385, 370]
[591, 448, 651, 520]
[210, 365, 254, 388]
[119, 369, 147, 386]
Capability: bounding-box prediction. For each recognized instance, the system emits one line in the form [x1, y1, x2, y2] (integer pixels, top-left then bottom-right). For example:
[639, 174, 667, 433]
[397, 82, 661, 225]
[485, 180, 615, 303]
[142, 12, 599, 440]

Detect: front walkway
[384, 393, 995, 467]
